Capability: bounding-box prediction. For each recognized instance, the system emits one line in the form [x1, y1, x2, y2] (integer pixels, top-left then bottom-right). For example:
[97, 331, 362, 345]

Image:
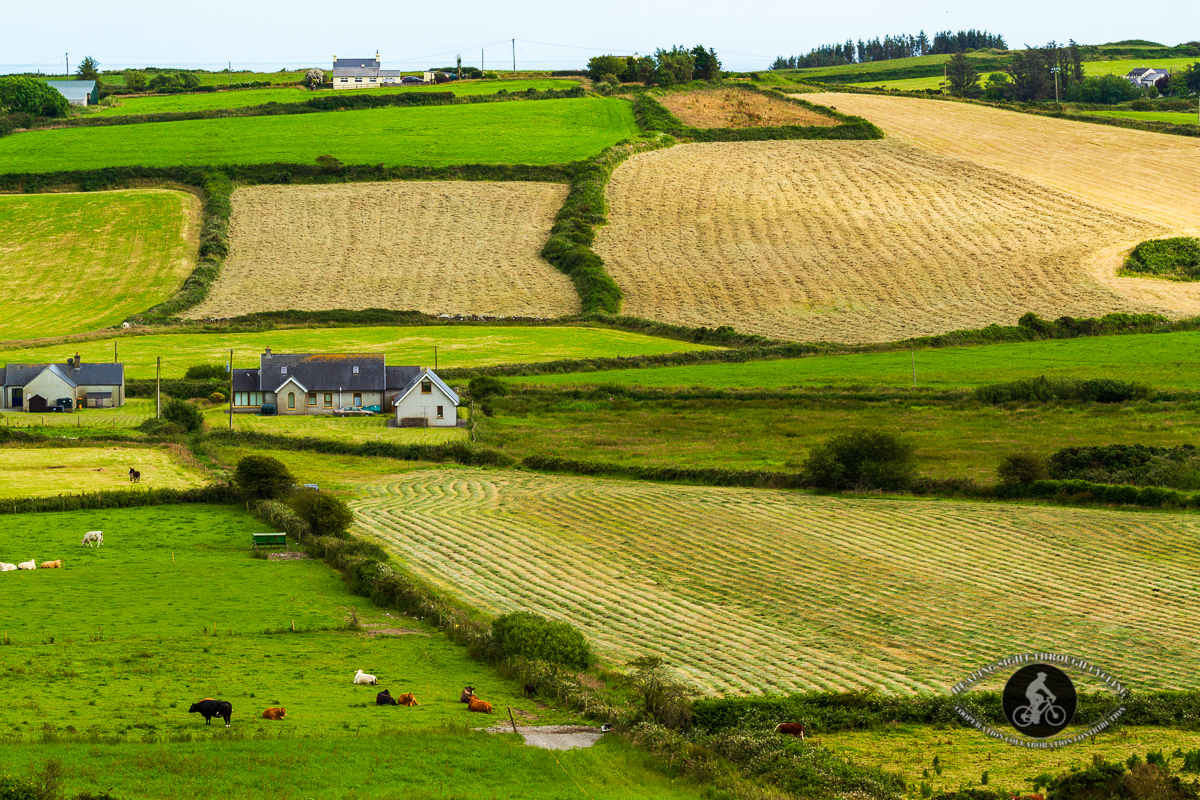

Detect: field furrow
[595, 139, 1168, 343]
[353, 471, 1200, 695]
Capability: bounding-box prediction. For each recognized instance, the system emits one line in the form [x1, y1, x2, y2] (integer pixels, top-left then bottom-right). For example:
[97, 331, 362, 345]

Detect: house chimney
[265, 347, 272, 356]
[375, 50, 380, 63]
[74, 352, 81, 368]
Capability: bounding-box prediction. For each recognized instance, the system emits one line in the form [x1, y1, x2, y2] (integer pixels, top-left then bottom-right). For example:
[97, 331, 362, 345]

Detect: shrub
[161, 398, 204, 432]
[208, 391, 226, 404]
[800, 428, 917, 490]
[0, 75, 69, 117]
[0, 774, 37, 800]
[492, 611, 591, 669]
[290, 492, 354, 538]
[254, 499, 311, 540]
[467, 375, 507, 399]
[184, 364, 228, 381]
[1064, 74, 1142, 104]
[974, 376, 1147, 404]
[136, 417, 185, 437]
[997, 452, 1049, 485]
[1123, 237, 1200, 281]
[233, 455, 295, 501]
[627, 656, 696, 728]
[124, 69, 147, 92]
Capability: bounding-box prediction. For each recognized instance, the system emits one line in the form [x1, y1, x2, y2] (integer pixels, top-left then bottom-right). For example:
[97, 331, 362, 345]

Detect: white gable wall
[23, 370, 75, 407]
[394, 378, 458, 427]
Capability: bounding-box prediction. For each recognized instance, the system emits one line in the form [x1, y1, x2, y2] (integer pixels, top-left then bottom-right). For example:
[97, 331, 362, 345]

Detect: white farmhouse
[1125, 67, 1170, 90]
[332, 52, 406, 90]
[391, 367, 460, 428]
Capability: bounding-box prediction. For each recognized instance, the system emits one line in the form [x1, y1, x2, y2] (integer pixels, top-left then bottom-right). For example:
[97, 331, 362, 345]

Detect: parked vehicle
[334, 406, 373, 417]
[401, 76, 422, 85]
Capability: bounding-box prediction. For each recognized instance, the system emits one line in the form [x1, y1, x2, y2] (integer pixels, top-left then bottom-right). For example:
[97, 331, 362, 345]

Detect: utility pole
[512, 39, 516, 74]
[228, 349, 234, 431]
[482, 49, 484, 76]
[910, 347, 916, 388]
[435, 345, 438, 371]
[228, 61, 232, 89]
[156, 356, 161, 418]
[1051, 67, 1060, 104]
[66, 53, 69, 79]
[114, 341, 117, 363]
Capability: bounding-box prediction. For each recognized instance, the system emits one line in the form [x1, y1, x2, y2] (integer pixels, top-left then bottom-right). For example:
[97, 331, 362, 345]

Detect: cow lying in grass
[353, 670, 378, 685]
[81, 531, 103, 547]
[261, 707, 287, 720]
[189, 698, 233, 727]
[467, 697, 493, 714]
[397, 692, 419, 707]
[40, 560, 62, 569]
[376, 690, 398, 706]
[16, 560, 35, 570]
[459, 686, 476, 703]
[0, 563, 16, 572]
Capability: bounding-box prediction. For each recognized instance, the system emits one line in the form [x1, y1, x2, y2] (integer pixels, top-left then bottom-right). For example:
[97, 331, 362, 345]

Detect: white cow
[353, 669, 378, 685]
[17, 560, 36, 570]
[81, 531, 104, 547]
[0, 562, 16, 572]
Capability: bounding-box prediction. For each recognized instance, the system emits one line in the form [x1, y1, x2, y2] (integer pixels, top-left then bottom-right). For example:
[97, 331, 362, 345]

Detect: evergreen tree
[946, 51, 982, 97]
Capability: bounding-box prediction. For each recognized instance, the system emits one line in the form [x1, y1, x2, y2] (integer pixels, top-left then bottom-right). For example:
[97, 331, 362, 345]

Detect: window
[280, 366, 287, 375]
[421, 380, 432, 394]
[355, 77, 363, 83]
[436, 405, 444, 419]
[353, 393, 362, 407]
[369, 78, 376, 83]
[352, 366, 359, 374]
[234, 392, 263, 407]
[308, 392, 317, 407]
[340, 77, 348, 83]
[288, 392, 295, 410]
[324, 393, 333, 408]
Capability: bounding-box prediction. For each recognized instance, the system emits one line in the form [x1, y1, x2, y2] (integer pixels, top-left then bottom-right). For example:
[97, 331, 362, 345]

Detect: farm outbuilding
[0, 355, 125, 410]
[46, 80, 98, 106]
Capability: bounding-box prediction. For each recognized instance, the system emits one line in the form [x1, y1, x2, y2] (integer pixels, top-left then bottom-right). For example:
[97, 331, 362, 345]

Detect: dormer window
[353, 366, 359, 374]
[281, 366, 287, 375]
[421, 380, 432, 394]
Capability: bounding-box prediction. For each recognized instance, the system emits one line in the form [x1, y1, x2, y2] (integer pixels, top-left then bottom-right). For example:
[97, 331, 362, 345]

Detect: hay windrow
[655, 89, 839, 129]
[594, 139, 1167, 344]
[185, 181, 577, 320]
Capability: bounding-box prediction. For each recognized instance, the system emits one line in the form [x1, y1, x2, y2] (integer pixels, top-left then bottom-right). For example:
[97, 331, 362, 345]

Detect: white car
[334, 406, 373, 417]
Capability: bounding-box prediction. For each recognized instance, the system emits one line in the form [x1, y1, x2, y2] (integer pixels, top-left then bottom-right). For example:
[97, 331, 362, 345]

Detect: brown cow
[467, 697, 493, 714]
[261, 707, 287, 720]
[459, 686, 476, 703]
[775, 722, 805, 739]
[39, 560, 63, 569]
[397, 692, 420, 707]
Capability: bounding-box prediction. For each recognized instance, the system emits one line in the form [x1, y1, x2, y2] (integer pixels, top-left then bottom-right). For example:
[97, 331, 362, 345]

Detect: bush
[233, 455, 295, 501]
[0, 75, 69, 117]
[492, 611, 591, 669]
[997, 452, 1049, 485]
[290, 492, 354, 538]
[1123, 237, 1200, 281]
[161, 398, 204, 432]
[0, 774, 37, 800]
[974, 376, 1148, 404]
[136, 417, 185, 437]
[184, 364, 228, 381]
[800, 428, 917, 491]
[1064, 74, 1143, 104]
[208, 391, 227, 404]
[124, 69, 147, 92]
[254, 499, 311, 540]
[467, 375, 507, 399]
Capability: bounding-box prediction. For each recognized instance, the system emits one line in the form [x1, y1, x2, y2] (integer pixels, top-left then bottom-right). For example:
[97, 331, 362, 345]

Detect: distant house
[1125, 67, 1169, 90]
[332, 51, 406, 90]
[0, 354, 125, 410]
[46, 80, 98, 106]
[230, 350, 459, 426]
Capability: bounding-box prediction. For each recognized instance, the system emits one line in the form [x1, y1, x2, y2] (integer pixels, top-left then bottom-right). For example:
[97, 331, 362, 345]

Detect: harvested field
[0, 446, 207, 498]
[186, 182, 576, 319]
[656, 89, 838, 128]
[354, 470, 1200, 694]
[595, 140, 1165, 343]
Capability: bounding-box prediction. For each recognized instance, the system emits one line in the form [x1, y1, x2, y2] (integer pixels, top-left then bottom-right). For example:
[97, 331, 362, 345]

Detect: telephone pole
[228, 349, 234, 431]
[512, 39, 516, 73]
[65, 53, 69, 79]
[156, 356, 161, 418]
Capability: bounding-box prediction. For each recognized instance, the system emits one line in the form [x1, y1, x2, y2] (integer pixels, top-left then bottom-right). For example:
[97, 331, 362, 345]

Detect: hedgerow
[0, 484, 236, 515]
[205, 430, 514, 467]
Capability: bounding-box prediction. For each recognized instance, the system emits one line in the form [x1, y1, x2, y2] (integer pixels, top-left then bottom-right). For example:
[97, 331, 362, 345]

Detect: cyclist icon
[1013, 671, 1066, 728]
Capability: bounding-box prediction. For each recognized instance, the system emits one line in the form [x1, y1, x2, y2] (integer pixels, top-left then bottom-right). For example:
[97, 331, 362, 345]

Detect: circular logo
[1002, 663, 1076, 738]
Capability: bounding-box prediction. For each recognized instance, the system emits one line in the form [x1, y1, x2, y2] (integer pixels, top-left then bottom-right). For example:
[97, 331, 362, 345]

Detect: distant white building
[1125, 67, 1170, 90]
[46, 80, 98, 106]
[332, 52, 405, 90]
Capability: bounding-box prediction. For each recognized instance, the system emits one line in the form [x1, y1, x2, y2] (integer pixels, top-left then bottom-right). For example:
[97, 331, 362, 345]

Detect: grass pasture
[0, 191, 198, 339]
[0, 504, 710, 798]
[93, 79, 580, 115]
[0, 98, 640, 173]
[1080, 108, 1198, 125]
[0, 445, 206, 497]
[186, 182, 577, 320]
[202, 405, 469, 445]
[354, 469, 1200, 695]
[595, 139, 1160, 343]
[0, 326, 716, 379]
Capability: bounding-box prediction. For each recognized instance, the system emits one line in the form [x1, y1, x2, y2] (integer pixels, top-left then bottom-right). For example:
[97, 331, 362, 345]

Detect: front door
[11, 388, 21, 408]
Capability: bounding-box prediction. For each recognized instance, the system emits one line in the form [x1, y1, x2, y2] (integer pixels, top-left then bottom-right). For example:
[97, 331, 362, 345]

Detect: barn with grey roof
[1, 353, 125, 411]
[46, 80, 98, 106]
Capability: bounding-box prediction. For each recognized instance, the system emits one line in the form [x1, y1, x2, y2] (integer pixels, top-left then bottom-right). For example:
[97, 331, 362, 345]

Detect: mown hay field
[0, 190, 198, 339]
[186, 182, 576, 319]
[0, 326, 714, 378]
[0, 445, 207, 498]
[656, 89, 838, 128]
[595, 140, 1165, 343]
[354, 470, 1200, 695]
[0, 98, 639, 173]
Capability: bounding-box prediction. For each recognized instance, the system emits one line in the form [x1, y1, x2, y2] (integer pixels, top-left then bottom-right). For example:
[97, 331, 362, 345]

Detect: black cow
[376, 689, 398, 706]
[189, 698, 233, 727]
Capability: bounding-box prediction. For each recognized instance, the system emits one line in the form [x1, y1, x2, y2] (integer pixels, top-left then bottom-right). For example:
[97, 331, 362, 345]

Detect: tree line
[586, 46, 721, 89]
[769, 29, 1006, 70]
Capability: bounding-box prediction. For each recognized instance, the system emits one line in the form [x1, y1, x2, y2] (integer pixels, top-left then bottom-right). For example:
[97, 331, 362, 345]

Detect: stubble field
[595, 140, 1164, 343]
[656, 89, 839, 128]
[354, 470, 1200, 695]
[0, 190, 198, 339]
[186, 182, 576, 319]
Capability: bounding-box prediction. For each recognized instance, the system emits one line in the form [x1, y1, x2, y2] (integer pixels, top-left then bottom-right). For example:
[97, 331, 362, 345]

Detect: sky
[1, 0, 1196, 75]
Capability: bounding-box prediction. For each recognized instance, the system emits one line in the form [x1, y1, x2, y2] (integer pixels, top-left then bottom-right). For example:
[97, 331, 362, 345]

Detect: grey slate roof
[333, 67, 381, 77]
[386, 366, 421, 392]
[2, 362, 123, 387]
[46, 80, 95, 103]
[334, 57, 378, 69]
[258, 353, 385, 392]
[391, 368, 460, 405]
[232, 369, 260, 392]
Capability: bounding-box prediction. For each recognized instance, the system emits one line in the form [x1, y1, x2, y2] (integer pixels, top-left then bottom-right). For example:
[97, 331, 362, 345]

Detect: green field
[846, 75, 944, 90]
[354, 469, 1200, 694]
[0, 326, 715, 378]
[92, 79, 580, 116]
[0, 504, 707, 798]
[202, 405, 470, 444]
[0, 191, 196, 339]
[480, 395, 1200, 479]
[830, 55, 1198, 89]
[0, 445, 206, 497]
[0, 98, 639, 173]
[517, 331, 1200, 391]
[1079, 108, 1198, 124]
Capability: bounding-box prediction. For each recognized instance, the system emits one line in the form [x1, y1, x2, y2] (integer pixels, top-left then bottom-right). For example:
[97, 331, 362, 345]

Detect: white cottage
[0, 355, 125, 410]
[390, 367, 460, 427]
